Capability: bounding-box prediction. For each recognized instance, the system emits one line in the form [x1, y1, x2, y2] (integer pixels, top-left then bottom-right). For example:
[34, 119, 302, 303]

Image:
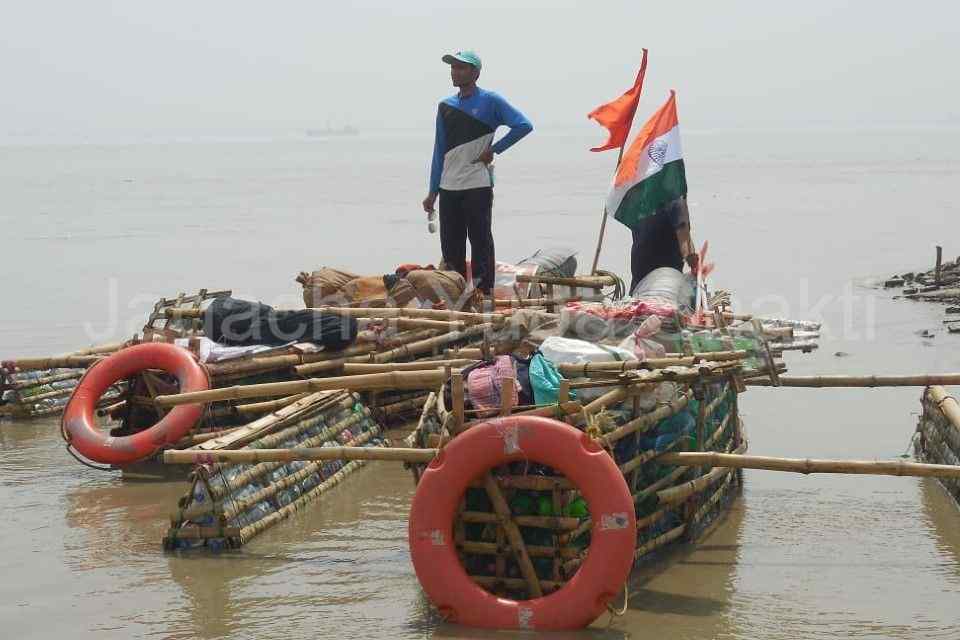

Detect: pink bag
[466, 356, 519, 416]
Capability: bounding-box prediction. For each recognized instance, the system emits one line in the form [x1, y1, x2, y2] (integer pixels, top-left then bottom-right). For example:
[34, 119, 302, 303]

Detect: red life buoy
[62, 343, 209, 465]
[408, 416, 637, 630]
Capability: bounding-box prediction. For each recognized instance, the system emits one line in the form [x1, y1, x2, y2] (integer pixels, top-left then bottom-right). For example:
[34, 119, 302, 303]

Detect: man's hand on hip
[473, 147, 494, 165]
[422, 192, 438, 213]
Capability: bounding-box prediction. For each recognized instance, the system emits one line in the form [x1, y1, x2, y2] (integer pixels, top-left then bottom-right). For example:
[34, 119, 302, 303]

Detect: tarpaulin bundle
[204, 297, 357, 349]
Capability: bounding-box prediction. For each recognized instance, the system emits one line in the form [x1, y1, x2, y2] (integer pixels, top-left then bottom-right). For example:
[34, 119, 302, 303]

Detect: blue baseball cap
[442, 50, 482, 70]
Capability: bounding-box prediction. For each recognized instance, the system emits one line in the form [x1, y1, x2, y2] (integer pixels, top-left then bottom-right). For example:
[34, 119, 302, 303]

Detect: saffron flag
[607, 90, 686, 229]
[587, 49, 648, 152]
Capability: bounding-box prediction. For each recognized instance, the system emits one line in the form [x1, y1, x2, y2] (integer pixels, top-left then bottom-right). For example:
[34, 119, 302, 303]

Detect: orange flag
[587, 49, 648, 152]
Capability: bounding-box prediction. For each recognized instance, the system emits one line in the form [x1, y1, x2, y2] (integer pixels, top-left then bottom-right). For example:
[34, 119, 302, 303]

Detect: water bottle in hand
[427, 211, 437, 234]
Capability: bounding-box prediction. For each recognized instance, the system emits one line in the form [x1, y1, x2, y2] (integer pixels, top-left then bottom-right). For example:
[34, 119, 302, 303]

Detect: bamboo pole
[747, 374, 960, 388]
[358, 317, 468, 332]
[556, 351, 747, 377]
[204, 354, 304, 378]
[656, 450, 960, 480]
[218, 429, 381, 521]
[234, 393, 312, 416]
[567, 361, 739, 390]
[202, 403, 366, 501]
[67, 341, 127, 356]
[658, 445, 744, 506]
[493, 296, 599, 308]
[482, 473, 543, 597]
[459, 540, 580, 561]
[442, 343, 517, 360]
[469, 475, 575, 491]
[8, 371, 83, 390]
[173, 427, 243, 448]
[17, 386, 73, 403]
[693, 472, 734, 526]
[461, 511, 580, 531]
[514, 274, 617, 288]
[634, 465, 689, 504]
[377, 394, 429, 418]
[193, 392, 346, 451]
[600, 391, 693, 446]
[929, 386, 960, 431]
[164, 445, 438, 465]
[370, 324, 492, 364]
[469, 576, 562, 593]
[155, 370, 446, 408]
[313, 306, 506, 325]
[341, 359, 477, 374]
[582, 386, 631, 415]
[634, 524, 686, 560]
[3, 355, 101, 371]
[451, 372, 465, 433]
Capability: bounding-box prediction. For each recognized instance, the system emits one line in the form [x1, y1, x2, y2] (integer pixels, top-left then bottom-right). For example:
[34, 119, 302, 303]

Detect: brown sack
[297, 268, 360, 307]
[405, 270, 467, 305]
[340, 276, 418, 308]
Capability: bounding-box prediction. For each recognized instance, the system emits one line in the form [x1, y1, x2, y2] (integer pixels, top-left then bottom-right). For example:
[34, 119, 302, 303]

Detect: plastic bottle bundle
[51, 379, 77, 391]
[246, 499, 274, 524]
[221, 465, 243, 484]
[731, 335, 764, 369]
[173, 537, 204, 551]
[192, 482, 211, 506]
[691, 329, 727, 353]
[299, 471, 322, 493]
[288, 460, 308, 473]
[276, 481, 302, 507]
[647, 408, 697, 452]
[305, 418, 325, 438]
[321, 441, 343, 476]
[12, 371, 42, 384]
[231, 484, 265, 527]
[35, 398, 62, 411]
[268, 465, 291, 484]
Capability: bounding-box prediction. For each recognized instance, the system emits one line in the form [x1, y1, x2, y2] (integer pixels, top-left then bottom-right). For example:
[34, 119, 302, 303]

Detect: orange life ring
[408, 416, 636, 630]
[62, 342, 209, 465]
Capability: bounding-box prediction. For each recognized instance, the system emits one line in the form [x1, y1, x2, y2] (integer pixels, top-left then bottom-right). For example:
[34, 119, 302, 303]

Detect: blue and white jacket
[429, 88, 533, 192]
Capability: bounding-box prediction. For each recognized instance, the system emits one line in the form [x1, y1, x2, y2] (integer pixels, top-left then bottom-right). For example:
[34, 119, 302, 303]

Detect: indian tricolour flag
[607, 90, 686, 229]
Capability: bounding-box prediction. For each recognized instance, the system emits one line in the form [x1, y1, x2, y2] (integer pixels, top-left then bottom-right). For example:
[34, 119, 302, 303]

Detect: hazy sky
[2, 1, 957, 138]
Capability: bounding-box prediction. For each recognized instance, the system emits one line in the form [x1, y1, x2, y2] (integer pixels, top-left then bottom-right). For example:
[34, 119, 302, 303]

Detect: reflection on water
[2, 130, 960, 638]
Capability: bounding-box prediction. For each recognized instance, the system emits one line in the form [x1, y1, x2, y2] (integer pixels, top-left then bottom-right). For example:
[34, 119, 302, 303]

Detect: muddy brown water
[2, 128, 960, 638]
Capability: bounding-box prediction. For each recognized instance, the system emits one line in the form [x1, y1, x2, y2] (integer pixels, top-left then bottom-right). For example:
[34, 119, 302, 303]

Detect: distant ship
[305, 125, 359, 137]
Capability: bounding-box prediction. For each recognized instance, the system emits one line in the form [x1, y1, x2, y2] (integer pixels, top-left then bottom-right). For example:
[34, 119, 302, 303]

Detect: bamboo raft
[402, 355, 746, 600]
[164, 390, 386, 550]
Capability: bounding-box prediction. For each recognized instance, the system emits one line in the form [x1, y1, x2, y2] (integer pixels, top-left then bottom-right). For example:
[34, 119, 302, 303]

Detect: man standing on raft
[422, 50, 533, 306]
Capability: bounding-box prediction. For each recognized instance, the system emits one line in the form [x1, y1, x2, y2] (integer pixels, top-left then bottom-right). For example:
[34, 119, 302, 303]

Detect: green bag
[528, 352, 576, 405]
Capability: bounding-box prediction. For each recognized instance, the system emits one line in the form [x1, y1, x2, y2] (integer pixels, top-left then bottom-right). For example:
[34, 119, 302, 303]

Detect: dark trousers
[439, 187, 495, 293]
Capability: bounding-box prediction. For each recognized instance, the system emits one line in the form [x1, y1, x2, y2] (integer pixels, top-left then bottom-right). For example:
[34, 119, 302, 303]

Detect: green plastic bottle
[563, 497, 589, 518]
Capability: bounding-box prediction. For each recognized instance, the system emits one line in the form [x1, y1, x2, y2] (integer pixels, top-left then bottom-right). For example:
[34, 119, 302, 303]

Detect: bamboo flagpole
[589, 49, 648, 275]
